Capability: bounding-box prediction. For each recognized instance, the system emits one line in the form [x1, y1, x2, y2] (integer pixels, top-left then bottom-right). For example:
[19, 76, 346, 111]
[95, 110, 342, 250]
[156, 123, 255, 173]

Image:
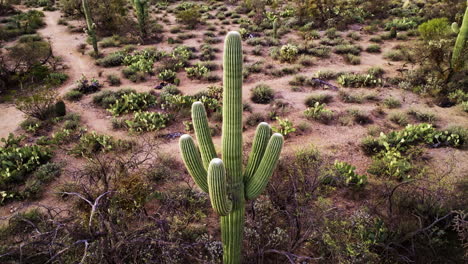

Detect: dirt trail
[0, 104, 24, 140]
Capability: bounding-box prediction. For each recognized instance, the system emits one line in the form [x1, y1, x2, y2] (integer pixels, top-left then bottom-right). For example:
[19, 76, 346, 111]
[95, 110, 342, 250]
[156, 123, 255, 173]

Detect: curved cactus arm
[245, 133, 284, 200]
[452, 22, 460, 34]
[244, 122, 272, 183]
[192, 102, 217, 169]
[452, 1, 468, 68]
[208, 158, 233, 216]
[179, 134, 209, 193]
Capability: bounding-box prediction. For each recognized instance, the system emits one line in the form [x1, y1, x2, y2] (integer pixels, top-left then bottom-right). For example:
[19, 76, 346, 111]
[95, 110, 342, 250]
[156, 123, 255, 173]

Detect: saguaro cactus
[451, 1, 468, 69]
[82, 0, 98, 56]
[133, 0, 148, 40]
[179, 32, 284, 263]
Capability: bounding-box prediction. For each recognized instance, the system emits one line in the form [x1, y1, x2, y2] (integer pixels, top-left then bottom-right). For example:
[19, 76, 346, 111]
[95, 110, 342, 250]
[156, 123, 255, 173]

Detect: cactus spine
[82, 0, 98, 56]
[179, 32, 284, 264]
[451, 1, 468, 69]
[133, 0, 148, 40]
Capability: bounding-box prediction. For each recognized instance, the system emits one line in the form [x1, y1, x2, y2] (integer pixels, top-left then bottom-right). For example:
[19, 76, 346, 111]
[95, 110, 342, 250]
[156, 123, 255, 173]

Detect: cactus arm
[245, 133, 284, 200]
[82, 0, 98, 55]
[222, 31, 243, 182]
[207, 158, 233, 216]
[452, 22, 460, 34]
[452, 1, 468, 69]
[179, 134, 209, 193]
[244, 122, 272, 183]
[192, 102, 217, 169]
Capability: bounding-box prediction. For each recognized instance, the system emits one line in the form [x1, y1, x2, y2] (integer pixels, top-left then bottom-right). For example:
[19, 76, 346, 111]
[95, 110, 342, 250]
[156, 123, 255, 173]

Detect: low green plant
[304, 102, 334, 124]
[125, 111, 170, 132]
[251, 84, 274, 104]
[185, 63, 210, 80]
[334, 161, 368, 187]
[338, 73, 382, 88]
[304, 94, 333, 107]
[366, 44, 381, 53]
[273, 117, 296, 137]
[70, 132, 133, 157]
[108, 92, 156, 116]
[389, 112, 409, 126]
[278, 44, 299, 62]
[383, 97, 402, 108]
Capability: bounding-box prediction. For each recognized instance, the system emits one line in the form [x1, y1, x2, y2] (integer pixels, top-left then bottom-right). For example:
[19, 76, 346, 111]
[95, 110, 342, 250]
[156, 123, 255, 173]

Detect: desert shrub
[407, 109, 437, 123]
[333, 161, 367, 187]
[123, 49, 157, 74]
[100, 35, 124, 48]
[334, 44, 361, 55]
[385, 17, 418, 31]
[70, 132, 133, 157]
[75, 75, 102, 94]
[158, 69, 177, 83]
[272, 117, 296, 137]
[418, 18, 450, 41]
[369, 36, 383, 43]
[384, 49, 406, 61]
[0, 134, 51, 190]
[297, 55, 315, 66]
[338, 91, 364, 104]
[383, 97, 402, 108]
[185, 63, 210, 80]
[389, 112, 409, 126]
[107, 74, 121, 86]
[108, 92, 156, 116]
[176, 5, 201, 29]
[304, 94, 333, 107]
[367, 66, 385, 77]
[366, 44, 381, 53]
[338, 73, 381, 88]
[16, 87, 58, 120]
[96, 52, 125, 67]
[344, 109, 373, 125]
[325, 27, 339, 38]
[304, 102, 334, 124]
[245, 112, 265, 127]
[344, 54, 361, 65]
[92, 89, 135, 108]
[314, 70, 338, 80]
[278, 44, 299, 62]
[125, 111, 170, 132]
[251, 84, 274, 104]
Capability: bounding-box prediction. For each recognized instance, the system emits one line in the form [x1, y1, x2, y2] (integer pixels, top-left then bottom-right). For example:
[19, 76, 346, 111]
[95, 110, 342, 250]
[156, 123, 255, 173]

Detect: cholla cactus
[133, 0, 148, 39]
[82, 0, 98, 55]
[179, 32, 284, 263]
[451, 1, 468, 69]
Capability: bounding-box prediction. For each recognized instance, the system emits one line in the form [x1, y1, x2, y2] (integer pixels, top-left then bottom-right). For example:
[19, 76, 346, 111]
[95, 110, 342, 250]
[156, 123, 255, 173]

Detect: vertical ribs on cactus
[451, 1, 468, 69]
[179, 31, 284, 264]
[133, 0, 148, 40]
[82, 0, 98, 56]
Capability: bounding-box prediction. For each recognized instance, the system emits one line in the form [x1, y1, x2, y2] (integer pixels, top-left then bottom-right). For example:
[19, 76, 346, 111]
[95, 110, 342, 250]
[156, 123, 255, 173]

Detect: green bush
[304, 102, 334, 124]
[96, 52, 125, 67]
[70, 132, 133, 157]
[366, 44, 381, 53]
[334, 44, 361, 55]
[334, 161, 367, 187]
[272, 117, 296, 137]
[107, 74, 121, 86]
[305, 94, 333, 107]
[279, 44, 299, 62]
[418, 18, 450, 41]
[158, 69, 177, 83]
[250, 84, 274, 104]
[125, 111, 170, 132]
[383, 97, 402, 108]
[108, 92, 157, 116]
[338, 73, 381, 88]
[389, 112, 409, 126]
[64, 90, 83, 101]
[0, 135, 52, 187]
[185, 63, 210, 80]
[344, 54, 361, 65]
[176, 5, 201, 29]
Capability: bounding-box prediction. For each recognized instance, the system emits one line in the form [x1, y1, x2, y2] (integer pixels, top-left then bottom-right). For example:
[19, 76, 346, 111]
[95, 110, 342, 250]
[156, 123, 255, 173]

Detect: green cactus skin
[452, 1, 468, 69]
[452, 22, 460, 34]
[179, 32, 284, 264]
[133, 0, 148, 40]
[82, 0, 98, 56]
[390, 26, 397, 39]
[273, 19, 278, 39]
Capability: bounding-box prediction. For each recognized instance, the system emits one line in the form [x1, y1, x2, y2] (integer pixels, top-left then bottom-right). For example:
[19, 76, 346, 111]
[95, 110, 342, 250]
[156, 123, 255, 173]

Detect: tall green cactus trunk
[133, 0, 148, 40]
[451, 1, 468, 69]
[82, 0, 98, 56]
[179, 32, 284, 263]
